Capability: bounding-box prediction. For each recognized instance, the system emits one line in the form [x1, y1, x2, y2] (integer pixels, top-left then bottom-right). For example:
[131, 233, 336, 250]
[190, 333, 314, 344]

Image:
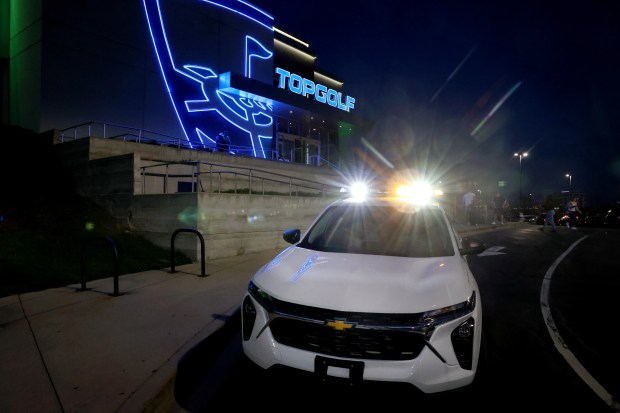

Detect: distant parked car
[557, 211, 583, 228]
[582, 210, 606, 228]
[518, 213, 537, 223]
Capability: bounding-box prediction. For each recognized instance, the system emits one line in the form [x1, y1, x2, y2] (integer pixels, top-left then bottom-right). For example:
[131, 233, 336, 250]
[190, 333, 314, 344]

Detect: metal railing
[308, 155, 341, 170]
[140, 160, 345, 197]
[59, 121, 276, 156]
[57, 121, 342, 169]
[59, 121, 188, 149]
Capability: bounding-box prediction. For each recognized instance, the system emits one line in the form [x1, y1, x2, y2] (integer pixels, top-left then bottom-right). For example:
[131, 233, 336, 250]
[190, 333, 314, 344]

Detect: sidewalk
[0, 222, 511, 413]
[0, 249, 283, 413]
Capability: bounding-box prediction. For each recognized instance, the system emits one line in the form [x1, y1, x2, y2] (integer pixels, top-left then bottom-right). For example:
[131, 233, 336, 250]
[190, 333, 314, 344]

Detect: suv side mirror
[283, 228, 301, 244]
[460, 237, 486, 256]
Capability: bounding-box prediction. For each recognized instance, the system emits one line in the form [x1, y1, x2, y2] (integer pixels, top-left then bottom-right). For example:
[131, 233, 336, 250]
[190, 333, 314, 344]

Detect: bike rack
[170, 229, 207, 276]
[80, 236, 122, 296]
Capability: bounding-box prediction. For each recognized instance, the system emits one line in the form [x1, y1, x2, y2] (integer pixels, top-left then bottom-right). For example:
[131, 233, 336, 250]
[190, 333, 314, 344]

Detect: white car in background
[241, 186, 486, 394]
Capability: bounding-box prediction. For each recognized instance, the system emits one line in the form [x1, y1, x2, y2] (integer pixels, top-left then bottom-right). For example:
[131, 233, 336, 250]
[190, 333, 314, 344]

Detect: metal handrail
[59, 121, 187, 148]
[58, 121, 337, 167]
[308, 155, 341, 170]
[140, 160, 344, 197]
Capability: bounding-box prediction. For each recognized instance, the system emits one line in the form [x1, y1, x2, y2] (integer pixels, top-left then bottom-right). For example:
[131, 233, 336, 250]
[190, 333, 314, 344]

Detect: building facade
[1, 0, 368, 168]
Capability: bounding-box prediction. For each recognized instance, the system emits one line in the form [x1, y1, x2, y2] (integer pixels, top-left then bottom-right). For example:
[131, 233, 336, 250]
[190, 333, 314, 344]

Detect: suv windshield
[299, 203, 454, 257]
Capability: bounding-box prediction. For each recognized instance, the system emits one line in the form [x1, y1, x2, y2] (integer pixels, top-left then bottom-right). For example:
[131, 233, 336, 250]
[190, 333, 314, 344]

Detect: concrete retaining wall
[96, 192, 334, 261]
[53, 135, 343, 261]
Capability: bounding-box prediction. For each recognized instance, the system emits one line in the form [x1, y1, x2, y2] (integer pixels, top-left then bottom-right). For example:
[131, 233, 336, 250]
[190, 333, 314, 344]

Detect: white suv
[241, 195, 485, 394]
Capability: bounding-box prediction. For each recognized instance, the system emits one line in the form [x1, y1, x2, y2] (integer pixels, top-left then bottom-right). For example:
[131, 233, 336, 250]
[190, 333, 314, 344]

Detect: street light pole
[565, 173, 572, 197]
[514, 152, 528, 210]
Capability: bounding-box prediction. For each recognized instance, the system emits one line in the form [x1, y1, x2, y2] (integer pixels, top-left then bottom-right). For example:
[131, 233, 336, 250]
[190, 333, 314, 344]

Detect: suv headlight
[421, 291, 476, 327]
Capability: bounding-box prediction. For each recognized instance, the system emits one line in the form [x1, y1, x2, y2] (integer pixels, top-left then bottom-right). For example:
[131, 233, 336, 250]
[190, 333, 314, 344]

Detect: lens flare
[350, 182, 369, 200]
[395, 182, 433, 205]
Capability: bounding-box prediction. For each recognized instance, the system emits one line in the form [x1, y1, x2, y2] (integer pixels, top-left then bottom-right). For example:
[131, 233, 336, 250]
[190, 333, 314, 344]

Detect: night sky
[253, 0, 620, 207]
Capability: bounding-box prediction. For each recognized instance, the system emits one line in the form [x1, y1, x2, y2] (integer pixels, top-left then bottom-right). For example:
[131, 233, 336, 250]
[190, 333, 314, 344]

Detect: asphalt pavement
[0, 222, 516, 413]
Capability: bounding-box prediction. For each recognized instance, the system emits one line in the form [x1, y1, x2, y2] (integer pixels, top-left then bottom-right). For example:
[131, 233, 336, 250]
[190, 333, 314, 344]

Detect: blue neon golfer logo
[143, 0, 275, 157]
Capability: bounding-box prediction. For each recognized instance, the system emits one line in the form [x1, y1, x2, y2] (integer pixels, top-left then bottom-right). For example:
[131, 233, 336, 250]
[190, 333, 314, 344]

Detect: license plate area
[314, 355, 364, 385]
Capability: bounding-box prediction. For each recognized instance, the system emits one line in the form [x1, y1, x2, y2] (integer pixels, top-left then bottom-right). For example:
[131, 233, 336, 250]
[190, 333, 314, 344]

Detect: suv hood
[251, 246, 475, 313]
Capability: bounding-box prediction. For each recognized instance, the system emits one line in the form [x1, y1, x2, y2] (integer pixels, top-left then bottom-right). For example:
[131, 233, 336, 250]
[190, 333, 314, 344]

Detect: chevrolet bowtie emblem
[326, 319, 355, 331]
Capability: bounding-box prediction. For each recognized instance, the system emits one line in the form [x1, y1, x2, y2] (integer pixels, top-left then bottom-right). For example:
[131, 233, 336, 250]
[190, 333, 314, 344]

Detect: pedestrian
[493, 192, 507, 224]
[215, 132, 225, 152]
[565, 196, 582, 230]
[215, 131, 231, 153]
[463, 190, 475, 225]
[539, 206, 557, 232]
[487, 197, 496, 224]
[501, 197, 510, 223]
[221, 131, 231, 153]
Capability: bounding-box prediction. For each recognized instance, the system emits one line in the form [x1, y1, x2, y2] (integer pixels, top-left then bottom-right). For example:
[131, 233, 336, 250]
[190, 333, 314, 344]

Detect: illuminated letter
[346, 96, 355, 112]
[315, 84, 327, 103]
[302, 78, 315, 98]
[337, 93, 355, 111]
[290, 74, 303, 94]
[275, 67, 290, 89]
[327, 89, 338, 107]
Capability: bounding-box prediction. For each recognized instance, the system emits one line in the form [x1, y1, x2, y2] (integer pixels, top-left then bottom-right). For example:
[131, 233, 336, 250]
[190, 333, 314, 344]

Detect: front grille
[265, 299, 428, 361]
